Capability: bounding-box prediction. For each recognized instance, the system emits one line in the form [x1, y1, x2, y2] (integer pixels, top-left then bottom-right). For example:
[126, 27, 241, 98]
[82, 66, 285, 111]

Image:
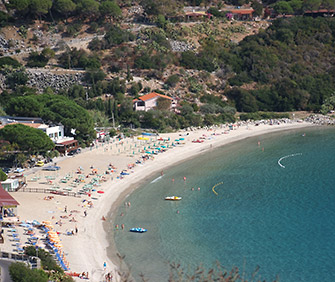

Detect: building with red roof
[0, 183, 19, 220]
[133, 92, 177, 112]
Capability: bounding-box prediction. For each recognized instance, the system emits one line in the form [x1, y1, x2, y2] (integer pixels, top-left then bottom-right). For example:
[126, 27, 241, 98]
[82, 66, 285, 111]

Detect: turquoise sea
[113, 126, 335, 281]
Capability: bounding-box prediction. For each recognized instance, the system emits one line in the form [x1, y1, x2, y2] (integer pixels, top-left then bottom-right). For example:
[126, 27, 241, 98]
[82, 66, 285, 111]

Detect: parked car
[43, 165, 61, 171]
[35, 161, 45, 167]
[1, 167, 11, 174]
[14, 168, 25, 173]
[68, 148, 81, 156]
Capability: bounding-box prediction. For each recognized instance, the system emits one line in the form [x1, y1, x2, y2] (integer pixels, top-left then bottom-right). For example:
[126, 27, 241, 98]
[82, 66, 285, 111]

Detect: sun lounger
[14, 247, 24, 253]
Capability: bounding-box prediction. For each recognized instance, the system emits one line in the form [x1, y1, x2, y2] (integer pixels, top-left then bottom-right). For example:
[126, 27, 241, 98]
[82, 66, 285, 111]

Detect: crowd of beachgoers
[2, 118, 319, 281]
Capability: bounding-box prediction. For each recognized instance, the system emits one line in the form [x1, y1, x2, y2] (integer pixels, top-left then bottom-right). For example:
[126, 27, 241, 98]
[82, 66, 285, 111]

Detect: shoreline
[11, 121, 316, 281]
[91, 121, 316, 281]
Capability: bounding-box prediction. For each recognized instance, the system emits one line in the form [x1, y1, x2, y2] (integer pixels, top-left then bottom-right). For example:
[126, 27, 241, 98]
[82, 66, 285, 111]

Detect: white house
[1, 179, 19, 192]
[40, 125, 65, 142]
[0, 116, 71, 143]
[133, 92, 176, 112]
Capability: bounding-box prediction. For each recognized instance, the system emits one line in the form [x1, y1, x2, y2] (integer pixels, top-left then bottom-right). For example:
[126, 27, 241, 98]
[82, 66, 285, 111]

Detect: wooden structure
[0, 184, 19, 220]
[55, 140, 79, 155]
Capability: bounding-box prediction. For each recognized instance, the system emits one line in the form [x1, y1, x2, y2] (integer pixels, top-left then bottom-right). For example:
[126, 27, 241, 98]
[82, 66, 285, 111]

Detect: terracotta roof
[139, 92, 173, 102]
[185, 11, 208, 16]
[230, 9, 254, 14]
[0, 123, 44, 130]
[56, 140, 78, 146]
[0, 184, 19, 207]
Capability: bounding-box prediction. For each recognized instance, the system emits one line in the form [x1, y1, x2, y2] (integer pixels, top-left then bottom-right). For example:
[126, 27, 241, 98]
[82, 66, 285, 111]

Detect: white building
[40, 125, 65, 142]
[133, 92, 176, 112]
[1, 179, 19, 192]
[0, 116, 72, 143]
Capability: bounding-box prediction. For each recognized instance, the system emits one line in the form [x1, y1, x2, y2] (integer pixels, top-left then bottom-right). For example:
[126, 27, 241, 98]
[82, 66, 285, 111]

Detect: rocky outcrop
[169, 40, 195, 52]
[26, 70, 85, 92]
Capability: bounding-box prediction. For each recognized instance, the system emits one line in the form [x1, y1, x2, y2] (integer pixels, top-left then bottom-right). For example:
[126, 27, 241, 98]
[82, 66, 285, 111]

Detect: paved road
[0, 259, 13, 282]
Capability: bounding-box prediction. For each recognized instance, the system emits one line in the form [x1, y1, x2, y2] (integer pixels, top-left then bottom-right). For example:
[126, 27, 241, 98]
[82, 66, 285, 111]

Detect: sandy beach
[9, 120, 315, 281]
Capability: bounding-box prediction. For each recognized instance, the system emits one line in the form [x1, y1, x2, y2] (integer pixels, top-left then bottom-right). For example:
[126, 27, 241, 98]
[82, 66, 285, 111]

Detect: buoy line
[212, 182, 223, 196]
[278, 153, 302, 168]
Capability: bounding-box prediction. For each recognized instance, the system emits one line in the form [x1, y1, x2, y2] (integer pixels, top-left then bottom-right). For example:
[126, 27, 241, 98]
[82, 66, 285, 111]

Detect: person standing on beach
[103, 261, 107, 270]
[64, 206, 67, 213]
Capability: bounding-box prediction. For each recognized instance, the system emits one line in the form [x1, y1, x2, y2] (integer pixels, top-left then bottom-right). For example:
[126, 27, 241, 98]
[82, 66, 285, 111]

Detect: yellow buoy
[212, 182, 223, 196]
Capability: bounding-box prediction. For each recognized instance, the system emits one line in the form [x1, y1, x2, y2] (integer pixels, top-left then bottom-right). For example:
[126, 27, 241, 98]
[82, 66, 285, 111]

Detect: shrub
[166, 74, 180, 87]
[0, 57, 21, 68]
[0, 169, 7, 181]
[9, 262, 48, 282]
[26, 51, 49, 68]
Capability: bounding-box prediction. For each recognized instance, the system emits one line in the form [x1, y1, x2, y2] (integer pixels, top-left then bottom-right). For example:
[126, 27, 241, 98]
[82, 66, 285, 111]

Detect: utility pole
[112, 111, 115, 129]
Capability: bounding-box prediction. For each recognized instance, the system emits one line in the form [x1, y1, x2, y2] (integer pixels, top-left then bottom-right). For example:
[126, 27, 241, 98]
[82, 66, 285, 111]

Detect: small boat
[165, 196, 182, 201]
[130, 227, 147, 233]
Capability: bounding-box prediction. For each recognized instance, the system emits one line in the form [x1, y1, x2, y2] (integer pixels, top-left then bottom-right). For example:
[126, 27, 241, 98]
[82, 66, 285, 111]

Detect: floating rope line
[212, 182, 223, 196]
[278, 153, 302, 168]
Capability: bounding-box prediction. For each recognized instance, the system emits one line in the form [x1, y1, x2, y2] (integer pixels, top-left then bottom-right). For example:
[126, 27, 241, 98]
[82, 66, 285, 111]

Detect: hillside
[1, 1, 335, 136]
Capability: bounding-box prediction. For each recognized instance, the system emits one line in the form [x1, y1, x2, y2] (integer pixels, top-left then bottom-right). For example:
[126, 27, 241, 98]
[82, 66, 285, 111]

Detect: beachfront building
[55, 139, 79, 155]
[0, 116, 73, 144]
[1, 179, 19, 192]
[0, 183, 19, 220]
[39, 125, 65, 142]
[133, 92, 176, 112]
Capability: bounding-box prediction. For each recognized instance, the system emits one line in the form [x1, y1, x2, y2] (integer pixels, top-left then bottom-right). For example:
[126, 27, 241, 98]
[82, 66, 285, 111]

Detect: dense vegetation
[1, 93, 95, 143]
[9, 262, 48, 282]
[0, 124, 55, 153]
[8, 246, 74, 282]
[225, 17, 335, 112]
[1, 0, 335, 139]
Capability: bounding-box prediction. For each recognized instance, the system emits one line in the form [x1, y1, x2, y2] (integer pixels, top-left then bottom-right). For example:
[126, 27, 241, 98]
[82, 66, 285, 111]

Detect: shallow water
[113, 126, 335, 281]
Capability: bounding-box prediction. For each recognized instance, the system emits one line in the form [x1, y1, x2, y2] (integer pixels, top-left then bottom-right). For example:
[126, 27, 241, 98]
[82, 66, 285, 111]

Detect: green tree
[321, 92, 335, 114]
[322, 0, 335, 11]
[0, 124, 54, 153]
[6, 95, 42, 116]
[288, 0, 303, 13]
[41, 47, 55, 60]
[53, 0, 76, 19]
[156, 14, 167, 29]
[251, 0, 263, 16]
[166, 74, 180, 87]
[303, 0, 321, 11]
[273, 1, 294, 14]
[26, 51, 49, 67]
[99, 1, 121, 21]
[5, 94, 95, 142]
[29, 0, 52, 20]
[9, 262, 48, 282]
[76, 0, 99, 18]
[0, 57, 22, 68]
[156, 97, 171, 110]
[0, 169, 7, 181]
[5, 71, 28, 89]
[141, 0, 178, 16]
[9, 0, 29, 14]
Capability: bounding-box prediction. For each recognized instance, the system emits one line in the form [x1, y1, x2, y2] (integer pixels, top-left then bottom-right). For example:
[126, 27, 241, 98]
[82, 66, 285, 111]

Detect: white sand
[11, 121, 315, 281]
